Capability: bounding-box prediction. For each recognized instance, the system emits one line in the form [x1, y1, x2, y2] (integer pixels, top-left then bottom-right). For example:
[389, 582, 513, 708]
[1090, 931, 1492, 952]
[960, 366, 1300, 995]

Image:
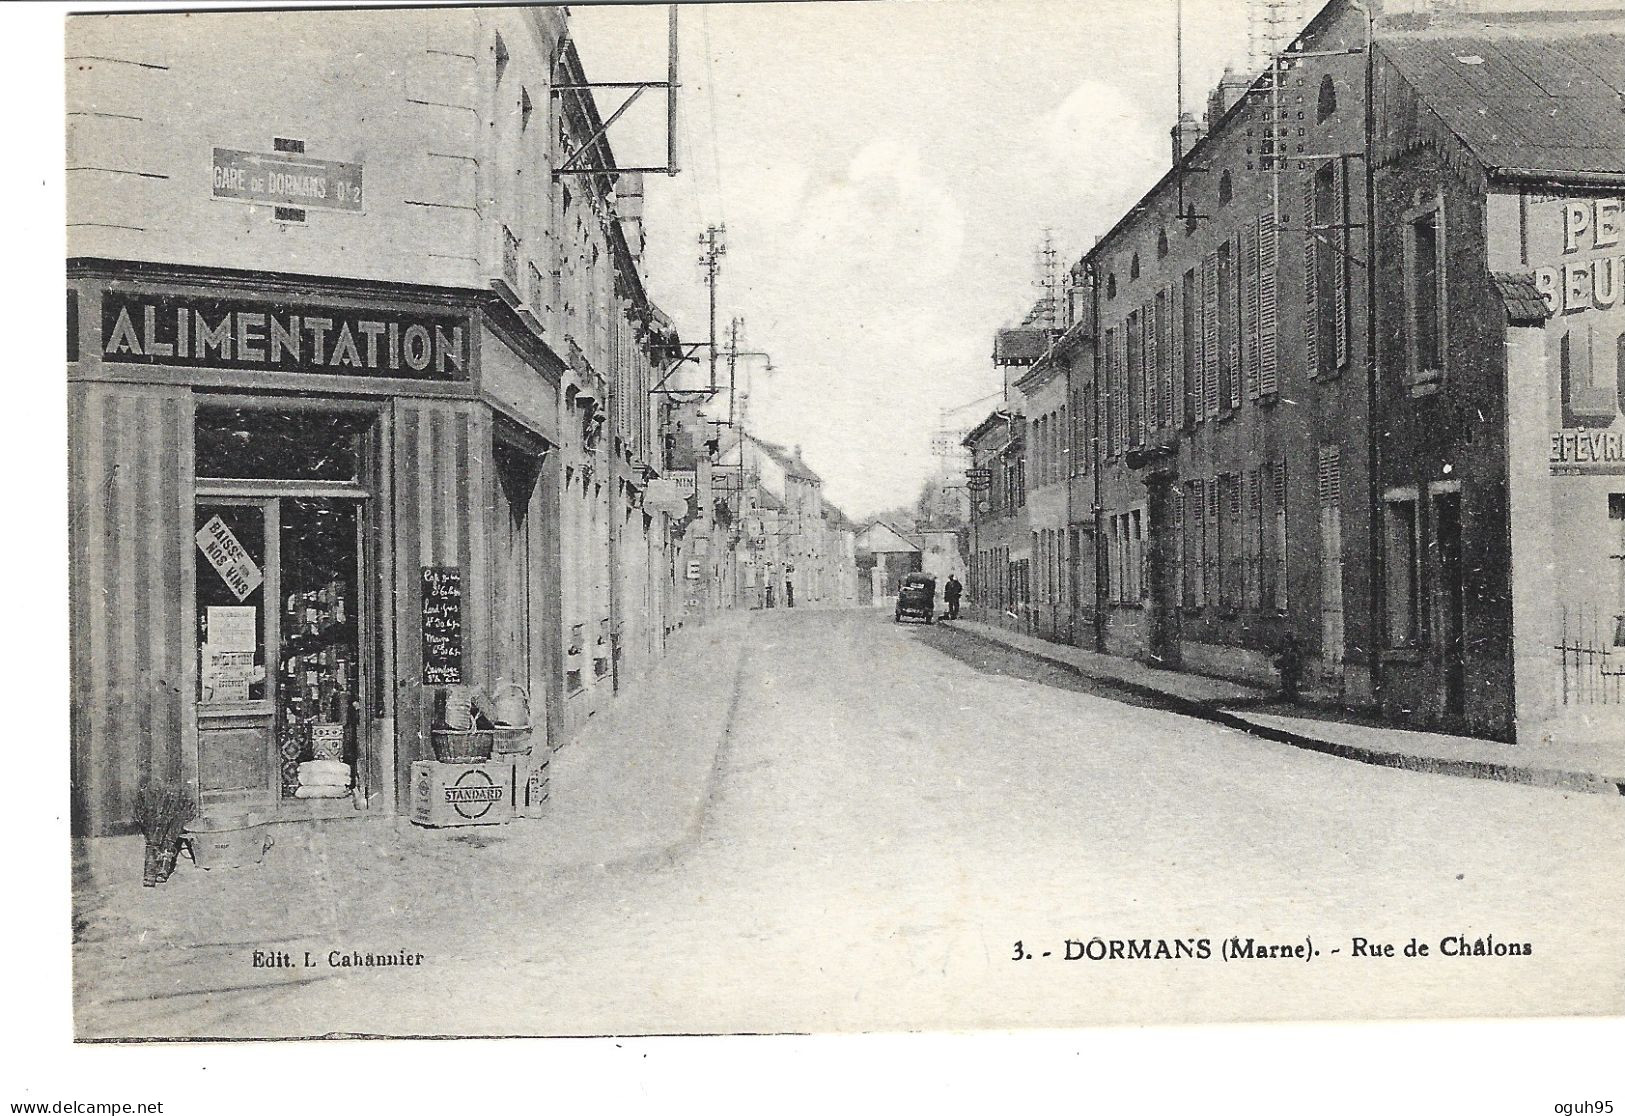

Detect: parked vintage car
[894, 572, 937, 623]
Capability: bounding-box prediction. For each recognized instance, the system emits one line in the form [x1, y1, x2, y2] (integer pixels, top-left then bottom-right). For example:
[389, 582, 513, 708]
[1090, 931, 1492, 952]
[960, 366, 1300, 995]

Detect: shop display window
[196, 407, 370, 481]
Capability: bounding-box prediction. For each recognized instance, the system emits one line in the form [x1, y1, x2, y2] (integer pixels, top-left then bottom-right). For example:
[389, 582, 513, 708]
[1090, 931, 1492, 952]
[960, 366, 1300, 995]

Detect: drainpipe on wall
[1090, 261, 1107, 654]
[1351, 0, 1384, 705]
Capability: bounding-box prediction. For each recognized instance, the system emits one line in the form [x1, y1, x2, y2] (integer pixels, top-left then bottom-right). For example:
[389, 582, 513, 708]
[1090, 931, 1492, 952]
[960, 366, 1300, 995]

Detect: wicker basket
[491, 723, 533, 755]
[431, 728, 494, 763]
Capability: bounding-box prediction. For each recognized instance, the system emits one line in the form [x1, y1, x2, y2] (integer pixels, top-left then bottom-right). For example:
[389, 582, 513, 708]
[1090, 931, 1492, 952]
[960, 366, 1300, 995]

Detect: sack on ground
[293, 784, 350, 799]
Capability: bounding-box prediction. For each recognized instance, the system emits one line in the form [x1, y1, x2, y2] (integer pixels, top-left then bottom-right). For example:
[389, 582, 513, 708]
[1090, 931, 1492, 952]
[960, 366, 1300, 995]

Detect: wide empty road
[90, 608, 1625, 1036]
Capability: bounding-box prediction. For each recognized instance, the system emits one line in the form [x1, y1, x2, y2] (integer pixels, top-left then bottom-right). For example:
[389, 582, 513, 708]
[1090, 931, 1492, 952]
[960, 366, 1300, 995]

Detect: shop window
[196, 408, 370, 482]
[1405, 203, 1446, 391]
[1316, 75, 1337, 122]
[1384, 493, 1421, 648]
[1562, 323, 1617, 423]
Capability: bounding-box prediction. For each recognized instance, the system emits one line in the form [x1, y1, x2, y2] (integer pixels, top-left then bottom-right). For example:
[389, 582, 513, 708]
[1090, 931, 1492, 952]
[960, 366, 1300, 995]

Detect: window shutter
[1192, 273, 1206, 425]
[1303, 174, 1319, 376]
[1135, 309, 1149, 447]
[1317, 444, 1341, 509]
[1245, 222, 1260, 400]
[1146, 300, 1160, 433]
[1203, 252, 1220, 417]
[1160, 291, 1175, 429]
[1206, 480, 1221, 607]
[1228, 236, 1244, 410]
[1258, 212, 1279, 396]
[1171, 285, 1186, 427]
[1334, 159, 1350, 371]
[1192, 478, 1206, 604]
[1119, 328, 1131, 456]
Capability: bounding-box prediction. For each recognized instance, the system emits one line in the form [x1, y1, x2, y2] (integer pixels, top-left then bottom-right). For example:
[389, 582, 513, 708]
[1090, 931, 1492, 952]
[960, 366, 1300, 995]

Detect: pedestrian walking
[943, 574, 962, 620]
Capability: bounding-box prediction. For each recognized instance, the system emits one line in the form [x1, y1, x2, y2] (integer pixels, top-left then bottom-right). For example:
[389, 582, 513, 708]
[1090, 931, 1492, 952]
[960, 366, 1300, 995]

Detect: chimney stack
[1171, 111, 1202, 165]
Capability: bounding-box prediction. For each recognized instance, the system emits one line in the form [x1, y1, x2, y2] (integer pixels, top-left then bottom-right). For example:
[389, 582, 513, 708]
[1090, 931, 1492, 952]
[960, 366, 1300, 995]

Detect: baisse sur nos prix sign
[99, 291, 470, 381]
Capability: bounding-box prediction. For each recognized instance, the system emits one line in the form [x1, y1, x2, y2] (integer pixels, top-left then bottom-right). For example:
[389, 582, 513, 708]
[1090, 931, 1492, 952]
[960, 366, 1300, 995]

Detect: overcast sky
[570, 0, 1255, 519]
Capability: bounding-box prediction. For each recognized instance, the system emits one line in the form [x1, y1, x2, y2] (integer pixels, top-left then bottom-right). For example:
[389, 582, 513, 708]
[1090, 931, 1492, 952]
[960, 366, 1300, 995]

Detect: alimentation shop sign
[100, 291, 470, 380]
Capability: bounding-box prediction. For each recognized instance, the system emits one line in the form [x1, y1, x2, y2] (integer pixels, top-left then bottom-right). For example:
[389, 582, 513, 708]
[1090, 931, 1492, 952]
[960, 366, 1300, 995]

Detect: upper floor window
[1317, 75, 1338, 123]
[1106, 274, 1118, 300]
[1218, 170, 1233, 206]
[494, 31, 510, 83]
[1130, 253, 1141, 280]
[1403, 199, 1446, 393]
[1157, 229, 1169, 259]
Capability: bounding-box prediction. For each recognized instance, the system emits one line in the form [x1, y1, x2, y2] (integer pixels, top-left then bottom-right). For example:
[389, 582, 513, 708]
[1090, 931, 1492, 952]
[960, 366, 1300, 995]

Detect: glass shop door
[193, 405, 382, 816]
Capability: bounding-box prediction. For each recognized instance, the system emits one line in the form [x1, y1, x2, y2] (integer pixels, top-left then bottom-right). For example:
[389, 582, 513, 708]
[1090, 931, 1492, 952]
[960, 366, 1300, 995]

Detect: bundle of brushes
[133, 778, 195, 886]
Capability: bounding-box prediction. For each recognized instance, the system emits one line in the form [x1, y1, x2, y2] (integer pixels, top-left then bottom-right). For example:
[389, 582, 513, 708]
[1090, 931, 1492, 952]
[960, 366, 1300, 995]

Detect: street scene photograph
[31, 0, 1625, 1093]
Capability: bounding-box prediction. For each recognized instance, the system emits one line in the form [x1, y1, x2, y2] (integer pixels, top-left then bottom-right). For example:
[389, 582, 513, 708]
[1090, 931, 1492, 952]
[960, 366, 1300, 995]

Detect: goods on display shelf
[278, 578, 357, 797]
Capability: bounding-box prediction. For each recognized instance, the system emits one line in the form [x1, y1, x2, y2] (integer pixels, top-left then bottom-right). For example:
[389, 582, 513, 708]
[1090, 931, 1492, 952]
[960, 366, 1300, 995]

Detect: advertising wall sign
[1548, 429, 1625, 473]
[420, 566, 465, 685]
[212, 147, 363, 212]
[100, 291, 470, 380]
[1533, 197, 1623, 315]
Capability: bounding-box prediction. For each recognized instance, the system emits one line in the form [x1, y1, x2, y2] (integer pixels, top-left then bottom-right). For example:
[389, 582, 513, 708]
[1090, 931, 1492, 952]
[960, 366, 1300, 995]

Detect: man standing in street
[943, 573, 962, 620]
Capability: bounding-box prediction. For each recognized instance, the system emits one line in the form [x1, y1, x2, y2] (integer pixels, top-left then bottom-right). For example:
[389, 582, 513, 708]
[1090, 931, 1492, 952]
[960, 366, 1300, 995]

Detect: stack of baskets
[430, 683, 532, 762]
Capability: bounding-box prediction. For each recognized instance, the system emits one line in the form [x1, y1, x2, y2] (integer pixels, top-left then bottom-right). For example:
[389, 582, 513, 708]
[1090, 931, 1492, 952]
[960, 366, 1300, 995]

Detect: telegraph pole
[726, 315, 741, 429]
[698, 224, 727, 392]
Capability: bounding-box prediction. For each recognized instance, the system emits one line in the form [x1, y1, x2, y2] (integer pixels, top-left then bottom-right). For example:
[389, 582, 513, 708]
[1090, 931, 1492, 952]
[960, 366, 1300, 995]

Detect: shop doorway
[194, 405, 385, 816]
[1433, 489, 1466, 718]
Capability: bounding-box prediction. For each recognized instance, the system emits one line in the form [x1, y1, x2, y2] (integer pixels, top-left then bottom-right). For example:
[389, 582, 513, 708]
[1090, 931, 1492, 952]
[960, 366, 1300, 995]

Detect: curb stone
[941, 621, 1625, 799]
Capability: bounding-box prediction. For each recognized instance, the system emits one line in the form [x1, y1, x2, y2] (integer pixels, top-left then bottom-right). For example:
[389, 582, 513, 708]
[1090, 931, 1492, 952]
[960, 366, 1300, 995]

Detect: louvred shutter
[1333, 158, 1350, 371]
[1258, 211, 1279, 396]
[1203, 252, 1220, 417]
[1303, 174, 1318, 376]
[1245, 222, 1260, 400]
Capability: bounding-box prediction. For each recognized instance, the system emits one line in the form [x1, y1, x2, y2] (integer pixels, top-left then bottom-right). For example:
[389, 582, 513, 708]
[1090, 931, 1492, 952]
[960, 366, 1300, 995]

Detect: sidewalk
[944, 618, 1625, 798]
[73, 611, 754, 1036]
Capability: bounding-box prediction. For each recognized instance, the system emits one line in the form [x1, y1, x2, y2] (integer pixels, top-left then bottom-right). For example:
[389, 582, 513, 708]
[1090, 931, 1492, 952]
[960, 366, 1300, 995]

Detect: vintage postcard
[37, 0, 1625, 1097]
